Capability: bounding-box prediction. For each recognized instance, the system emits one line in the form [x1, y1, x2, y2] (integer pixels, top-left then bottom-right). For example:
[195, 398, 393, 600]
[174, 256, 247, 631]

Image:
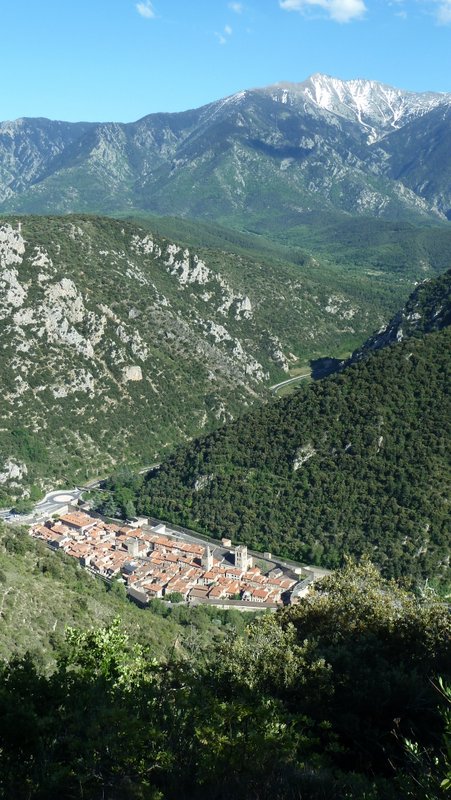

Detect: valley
[0, 214, 449, 588]
[1, 212, 436, 503]
[0, 66, 450, 800]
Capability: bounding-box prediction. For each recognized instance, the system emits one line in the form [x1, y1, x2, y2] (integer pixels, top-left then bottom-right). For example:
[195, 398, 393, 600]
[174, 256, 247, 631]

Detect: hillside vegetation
[0, 522, 247, 667]
[2, 213, 444, 502]
[0, 214, 393, 501]
[133, 272, 451, 585]
[349, 266, 451, 358]
[0, 561, 449, 799]
[311, 266, 451, 378]
[129, 210, 451, 285]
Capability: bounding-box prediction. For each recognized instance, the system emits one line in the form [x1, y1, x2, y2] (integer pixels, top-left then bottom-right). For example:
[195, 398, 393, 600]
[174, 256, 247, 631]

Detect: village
[30, 510, 314, 609]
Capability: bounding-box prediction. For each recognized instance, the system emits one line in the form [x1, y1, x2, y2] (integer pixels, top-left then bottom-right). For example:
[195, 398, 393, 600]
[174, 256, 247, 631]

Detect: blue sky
[1, 0, 450, 122]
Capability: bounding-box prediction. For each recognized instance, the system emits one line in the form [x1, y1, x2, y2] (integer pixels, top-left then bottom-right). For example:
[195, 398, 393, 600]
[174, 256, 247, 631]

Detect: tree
[124, 499, 136, 520]
[12, 498, 33, 515]
[165, 592, 184, 604]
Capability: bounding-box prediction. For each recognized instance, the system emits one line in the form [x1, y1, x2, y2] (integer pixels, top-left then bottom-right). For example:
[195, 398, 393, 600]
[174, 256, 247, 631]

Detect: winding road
[0, 488, 84, 525]
[269, 373, 311, 393]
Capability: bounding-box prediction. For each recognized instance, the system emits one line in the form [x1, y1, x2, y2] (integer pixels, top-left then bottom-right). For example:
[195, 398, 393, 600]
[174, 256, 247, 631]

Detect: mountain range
[1, 74, 451, 225]
[0, 72, 450, 800]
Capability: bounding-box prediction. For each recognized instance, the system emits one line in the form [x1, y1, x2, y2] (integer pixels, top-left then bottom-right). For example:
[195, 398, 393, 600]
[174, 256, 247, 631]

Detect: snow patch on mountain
[269, 74, 451, 143]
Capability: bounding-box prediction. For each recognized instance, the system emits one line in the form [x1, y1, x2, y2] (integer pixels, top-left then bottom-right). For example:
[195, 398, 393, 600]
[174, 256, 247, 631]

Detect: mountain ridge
[258, 73, 451, 142]
[348, 268, 451, 361]
[2, 73, 450, 222]
[312, 268, 451, 377]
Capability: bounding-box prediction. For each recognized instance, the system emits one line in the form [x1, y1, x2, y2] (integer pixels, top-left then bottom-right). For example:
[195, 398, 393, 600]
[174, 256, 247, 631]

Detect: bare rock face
[0, 223, 26, 266]
[0, 459, 28, 484]
[293, 444, 316, 471]
[122, 365, 143, 382]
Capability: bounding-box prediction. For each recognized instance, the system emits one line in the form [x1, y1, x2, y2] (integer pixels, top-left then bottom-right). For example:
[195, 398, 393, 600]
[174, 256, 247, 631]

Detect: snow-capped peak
[266, 74, 451, 142]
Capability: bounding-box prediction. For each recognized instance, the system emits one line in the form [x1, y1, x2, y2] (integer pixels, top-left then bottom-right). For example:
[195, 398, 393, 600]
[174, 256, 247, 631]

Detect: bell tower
[235, 545, 249, 573]
[202, 546, 214, 571]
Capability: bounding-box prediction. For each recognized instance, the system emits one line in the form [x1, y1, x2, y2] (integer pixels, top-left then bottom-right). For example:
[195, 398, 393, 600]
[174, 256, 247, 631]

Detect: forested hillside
[132, 211, 451, 285]
[346, 267, 451, 364]
[134, 313, 450, 585]
[2, 214, 404, 501]
[4, 212, 448, 501]
[311, 267, 451, 378]
[0, 561, 449, 799]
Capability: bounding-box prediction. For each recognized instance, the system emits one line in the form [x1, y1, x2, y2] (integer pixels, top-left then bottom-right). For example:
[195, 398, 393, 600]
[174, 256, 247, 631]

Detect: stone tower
[235, 545, 249, 573]
[126, 537, 139, 557]
[202, 546, 214, 571]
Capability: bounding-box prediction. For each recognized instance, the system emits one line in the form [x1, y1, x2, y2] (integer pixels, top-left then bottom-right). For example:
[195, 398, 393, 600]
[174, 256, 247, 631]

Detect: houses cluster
[30, 510, 300, 607]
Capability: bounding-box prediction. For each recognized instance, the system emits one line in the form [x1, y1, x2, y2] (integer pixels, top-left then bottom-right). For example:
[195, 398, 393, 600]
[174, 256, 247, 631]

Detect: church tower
[235, 545, 249, 573]
[202, 546, 214, 571]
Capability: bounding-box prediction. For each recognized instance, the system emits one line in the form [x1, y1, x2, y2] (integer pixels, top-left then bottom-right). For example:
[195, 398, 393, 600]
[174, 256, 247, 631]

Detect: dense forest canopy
[131, 323, 450, 586]
[0, 561, 449, 800]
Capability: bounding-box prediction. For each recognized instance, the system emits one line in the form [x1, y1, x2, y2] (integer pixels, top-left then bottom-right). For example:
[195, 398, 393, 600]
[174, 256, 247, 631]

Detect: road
[34, 489, 84, 518]
[270, 373, 310, 393]
[0, 464, 161, 525]
[0, 489, 84, 525]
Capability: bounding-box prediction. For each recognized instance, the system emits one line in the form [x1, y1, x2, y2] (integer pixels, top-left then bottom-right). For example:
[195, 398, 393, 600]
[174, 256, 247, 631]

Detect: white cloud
[279, 0, 366, 22]
[215, 24, 233, 44]
[436, 0, 451, 23]
[136, 1, 156, 18]
[229, 2, 244, 12]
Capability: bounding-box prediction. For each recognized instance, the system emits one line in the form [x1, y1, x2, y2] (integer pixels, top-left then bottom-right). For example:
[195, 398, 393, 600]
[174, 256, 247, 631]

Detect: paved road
[270, 373, 310, 393]
[0, 464, 161, 526]
[34, 489, 83, 517]
[0, 489, 83, 525]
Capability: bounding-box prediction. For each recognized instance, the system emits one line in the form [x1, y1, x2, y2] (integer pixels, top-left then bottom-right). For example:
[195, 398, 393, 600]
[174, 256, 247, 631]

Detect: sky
[1, 0, 450, 122]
